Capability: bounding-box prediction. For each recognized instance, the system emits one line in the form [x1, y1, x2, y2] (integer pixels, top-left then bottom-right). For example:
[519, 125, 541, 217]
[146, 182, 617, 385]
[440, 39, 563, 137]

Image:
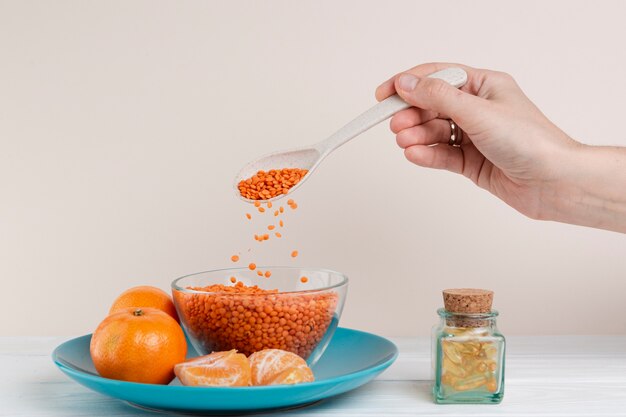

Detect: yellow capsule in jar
[461, 342, 481, 356]
[482, 343, 498, 358]
[441, 372, 454, 386]
[454, 374, 487, 391]
[443, 356, 467, 378]
[486, 376, 498, 392]
[442, 341, 463, 364]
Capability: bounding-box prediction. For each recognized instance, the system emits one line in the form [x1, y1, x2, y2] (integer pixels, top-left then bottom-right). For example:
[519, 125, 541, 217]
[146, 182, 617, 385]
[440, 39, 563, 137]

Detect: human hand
[376, 62, 580, 221]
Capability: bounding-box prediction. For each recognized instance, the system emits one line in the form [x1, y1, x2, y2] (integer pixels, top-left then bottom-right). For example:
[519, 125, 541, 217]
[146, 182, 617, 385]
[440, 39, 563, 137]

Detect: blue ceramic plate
[52, 327, 398, 414]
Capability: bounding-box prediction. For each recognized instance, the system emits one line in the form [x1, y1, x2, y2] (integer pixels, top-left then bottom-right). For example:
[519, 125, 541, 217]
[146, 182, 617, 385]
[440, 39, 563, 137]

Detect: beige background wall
[1, 0, 625, 337]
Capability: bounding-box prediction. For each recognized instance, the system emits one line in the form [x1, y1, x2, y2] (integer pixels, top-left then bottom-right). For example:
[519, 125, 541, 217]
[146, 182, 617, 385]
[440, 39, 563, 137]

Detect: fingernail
[398, 73, 419, 92]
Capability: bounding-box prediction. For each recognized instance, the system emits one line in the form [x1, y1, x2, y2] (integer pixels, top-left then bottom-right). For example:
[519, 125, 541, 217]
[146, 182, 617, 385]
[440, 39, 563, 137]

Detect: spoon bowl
[235, 67, 468, 203]
[234, 146, 323, 203]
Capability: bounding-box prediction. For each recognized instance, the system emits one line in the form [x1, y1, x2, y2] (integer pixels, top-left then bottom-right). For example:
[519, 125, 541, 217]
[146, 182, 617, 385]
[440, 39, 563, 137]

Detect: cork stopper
[443, 288, 493, 313]
[442, 289, 494, 328]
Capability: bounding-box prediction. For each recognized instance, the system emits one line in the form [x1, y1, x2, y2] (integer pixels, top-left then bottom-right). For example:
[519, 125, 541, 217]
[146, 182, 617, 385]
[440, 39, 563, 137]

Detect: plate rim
[52, 327, 399, 392]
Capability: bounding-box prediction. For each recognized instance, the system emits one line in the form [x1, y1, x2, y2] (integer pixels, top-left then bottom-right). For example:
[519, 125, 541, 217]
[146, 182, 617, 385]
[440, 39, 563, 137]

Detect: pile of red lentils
[174, 282, 338, 358]
[237, 168, 308, 201]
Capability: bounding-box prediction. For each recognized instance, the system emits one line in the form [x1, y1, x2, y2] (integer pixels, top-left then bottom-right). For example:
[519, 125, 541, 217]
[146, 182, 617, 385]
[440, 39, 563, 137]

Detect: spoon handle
[315, 67, 468, 155]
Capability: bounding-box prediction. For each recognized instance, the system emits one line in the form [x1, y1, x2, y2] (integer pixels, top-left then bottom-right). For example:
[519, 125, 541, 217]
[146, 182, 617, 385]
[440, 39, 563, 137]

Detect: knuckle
[492, 70, 516, 85]
[424, 79, 450, 99]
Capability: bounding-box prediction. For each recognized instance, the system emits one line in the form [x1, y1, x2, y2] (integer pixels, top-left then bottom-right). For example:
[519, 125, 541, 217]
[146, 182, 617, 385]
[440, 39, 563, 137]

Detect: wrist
[541, 142, 626, 233]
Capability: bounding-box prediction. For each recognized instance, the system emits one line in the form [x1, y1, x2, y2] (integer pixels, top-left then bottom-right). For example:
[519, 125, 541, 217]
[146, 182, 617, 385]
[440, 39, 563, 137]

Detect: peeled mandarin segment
[248, 349, 314, 386]
[268, 366, 314, 385]
[174, 350, 251, 387]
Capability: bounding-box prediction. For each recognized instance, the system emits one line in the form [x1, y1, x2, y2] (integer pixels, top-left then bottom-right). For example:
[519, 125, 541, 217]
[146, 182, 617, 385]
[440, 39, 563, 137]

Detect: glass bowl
[171, 267, 348, 366]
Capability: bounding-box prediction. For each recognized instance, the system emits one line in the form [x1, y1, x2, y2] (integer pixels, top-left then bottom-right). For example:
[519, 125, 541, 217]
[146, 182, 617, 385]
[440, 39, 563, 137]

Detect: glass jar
[432, 308, 505, 404]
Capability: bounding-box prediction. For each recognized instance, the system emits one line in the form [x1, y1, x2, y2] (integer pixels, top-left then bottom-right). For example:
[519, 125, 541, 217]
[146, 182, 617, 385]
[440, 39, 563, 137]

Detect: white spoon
[234, 67, 468, 203]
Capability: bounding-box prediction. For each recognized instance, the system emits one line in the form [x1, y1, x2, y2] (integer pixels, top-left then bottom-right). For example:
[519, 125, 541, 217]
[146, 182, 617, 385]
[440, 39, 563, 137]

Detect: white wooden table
[2, 336, 626, 416]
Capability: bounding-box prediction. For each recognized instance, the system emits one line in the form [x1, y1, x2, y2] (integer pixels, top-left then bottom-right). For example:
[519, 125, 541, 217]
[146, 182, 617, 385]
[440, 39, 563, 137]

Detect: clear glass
[171, 267, 348, 367]
[431, 308, 505, 404]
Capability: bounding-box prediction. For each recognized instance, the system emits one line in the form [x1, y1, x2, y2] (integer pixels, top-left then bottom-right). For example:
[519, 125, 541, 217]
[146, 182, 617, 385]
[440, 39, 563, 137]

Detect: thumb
[395, 73, 486, 125]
